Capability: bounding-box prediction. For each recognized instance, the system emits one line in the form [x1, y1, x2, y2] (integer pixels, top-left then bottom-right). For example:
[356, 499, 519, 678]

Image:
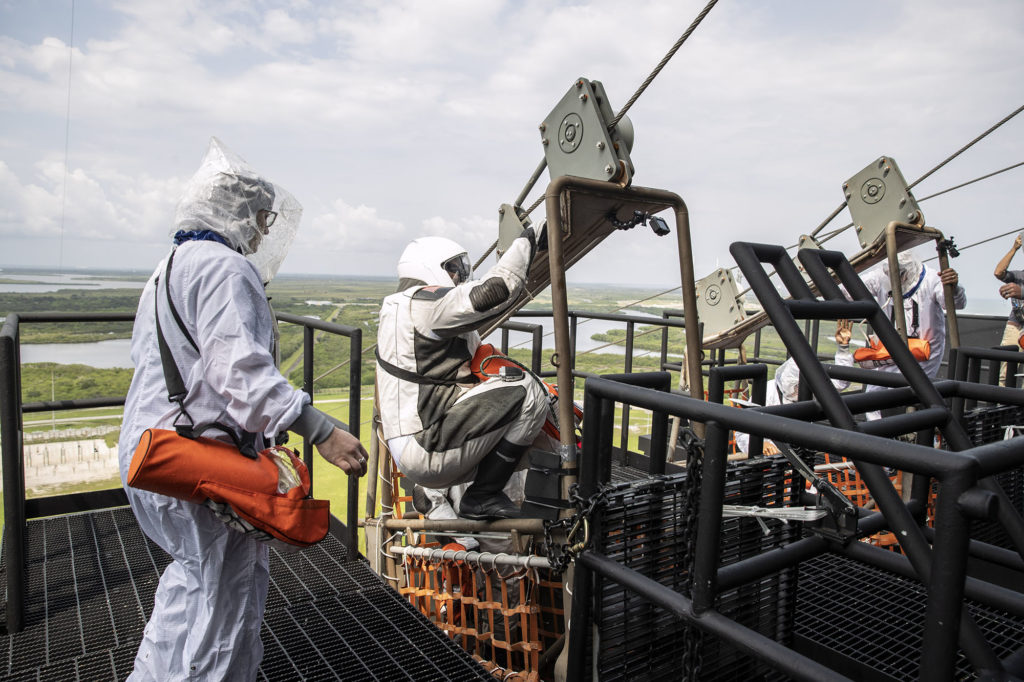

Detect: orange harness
[854, 337, 930, 368]
[470, 343, 582, 444]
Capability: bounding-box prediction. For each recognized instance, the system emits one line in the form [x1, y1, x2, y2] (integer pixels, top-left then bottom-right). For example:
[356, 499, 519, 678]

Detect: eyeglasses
[257, 209, 278, 233]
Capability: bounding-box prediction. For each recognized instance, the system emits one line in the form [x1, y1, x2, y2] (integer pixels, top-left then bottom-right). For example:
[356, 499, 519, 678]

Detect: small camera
[649, 215, 670, 237]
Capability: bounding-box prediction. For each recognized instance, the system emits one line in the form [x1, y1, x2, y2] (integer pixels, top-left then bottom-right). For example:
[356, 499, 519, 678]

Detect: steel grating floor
[0, 506, 491, 681]
[795, 552, 1024, 681]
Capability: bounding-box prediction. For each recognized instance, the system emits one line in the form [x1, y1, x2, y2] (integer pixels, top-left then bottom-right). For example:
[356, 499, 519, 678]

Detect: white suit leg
[127, 488, 269, 682]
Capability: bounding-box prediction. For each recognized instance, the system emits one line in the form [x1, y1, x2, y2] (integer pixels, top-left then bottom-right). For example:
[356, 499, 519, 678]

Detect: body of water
[483, 314, 674, 357]
[12, 306, 1009, 369]
[0, 273, 147, 293]
[20, 339, 133, 368]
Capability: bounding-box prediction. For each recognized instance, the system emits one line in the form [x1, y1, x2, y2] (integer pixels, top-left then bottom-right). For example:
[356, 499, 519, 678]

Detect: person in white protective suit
[376, 232, 549, 520]
[735, 320, 854, 455]
[857, 249, 965, 419]
[117, 137, 368, 681]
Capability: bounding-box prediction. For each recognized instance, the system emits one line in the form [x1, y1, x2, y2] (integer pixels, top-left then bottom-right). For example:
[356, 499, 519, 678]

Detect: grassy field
[2, 275, 809, 552]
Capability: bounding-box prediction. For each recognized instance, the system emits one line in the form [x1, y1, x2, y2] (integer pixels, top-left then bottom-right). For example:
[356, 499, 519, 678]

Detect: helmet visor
[442, 253, 471, 285]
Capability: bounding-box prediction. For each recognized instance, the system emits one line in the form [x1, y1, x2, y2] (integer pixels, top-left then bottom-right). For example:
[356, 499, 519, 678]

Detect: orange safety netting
[398, 554, 563, 681]
[817, 453, 937, 552]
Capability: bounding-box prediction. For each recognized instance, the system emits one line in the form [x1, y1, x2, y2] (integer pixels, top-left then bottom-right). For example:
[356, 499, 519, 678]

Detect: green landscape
[1, 270, 843, 538]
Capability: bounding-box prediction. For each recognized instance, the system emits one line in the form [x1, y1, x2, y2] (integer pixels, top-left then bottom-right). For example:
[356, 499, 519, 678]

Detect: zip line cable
[326, 151, 1023, 382]
[474, 0, 722, 271]
[58, 0, 76, 276]
[809, 103, 1024, 241]
[915, 160, 1024, 203]
[908, 104, 1024, 191]
[608, 0, 720, 131]
[502, 155, 1024, 355]
[791, 158, 1024, 251]
[922, 226, 1024, 264]
[736, 156, 1024, 297]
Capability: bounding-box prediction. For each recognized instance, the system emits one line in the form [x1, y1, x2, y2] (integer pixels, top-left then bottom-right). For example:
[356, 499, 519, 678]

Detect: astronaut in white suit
[376, 233, 548, 520]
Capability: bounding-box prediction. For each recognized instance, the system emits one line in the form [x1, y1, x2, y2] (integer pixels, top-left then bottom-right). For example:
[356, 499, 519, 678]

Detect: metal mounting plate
[540, 78, 631, 184]
[844, 156, 923, 248]
[695, 268, 746, 337]
[496, 203, 532, 259]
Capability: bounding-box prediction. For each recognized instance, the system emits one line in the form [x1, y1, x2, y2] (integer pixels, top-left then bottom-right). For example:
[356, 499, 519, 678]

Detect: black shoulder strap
[155, 249, 258, 458]
[163, 250, 198, 353]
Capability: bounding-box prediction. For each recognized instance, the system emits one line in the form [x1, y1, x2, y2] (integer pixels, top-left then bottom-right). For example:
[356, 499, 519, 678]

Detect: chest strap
[374, 347, 474, 387]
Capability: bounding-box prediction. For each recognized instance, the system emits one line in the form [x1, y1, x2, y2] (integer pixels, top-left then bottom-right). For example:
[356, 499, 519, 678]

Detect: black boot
[411, 484, 432, 515]
[459, 439, 529, 520]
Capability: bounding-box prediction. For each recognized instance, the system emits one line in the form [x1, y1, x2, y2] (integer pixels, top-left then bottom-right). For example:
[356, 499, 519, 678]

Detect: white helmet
[881, 251, 924, 293]
[397, 236, 471, 286]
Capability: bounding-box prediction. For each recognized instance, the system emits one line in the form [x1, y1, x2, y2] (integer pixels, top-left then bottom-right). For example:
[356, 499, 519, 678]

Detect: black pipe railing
[572, 372, 1024, 681]
[0, 310, 363, 633]
[276, 312, 362, 560]
[506, 309, 689, 460]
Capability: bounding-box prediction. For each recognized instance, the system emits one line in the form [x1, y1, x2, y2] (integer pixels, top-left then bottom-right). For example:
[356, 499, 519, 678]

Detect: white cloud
[0, 156, 180, 243]
[0, 0, 1021, 298]
[262, 8, 311, 46]
[304, 198, 408, 253]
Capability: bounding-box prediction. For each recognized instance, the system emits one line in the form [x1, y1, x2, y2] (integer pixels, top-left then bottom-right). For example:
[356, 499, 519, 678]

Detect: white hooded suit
[118, 139, 311, 681]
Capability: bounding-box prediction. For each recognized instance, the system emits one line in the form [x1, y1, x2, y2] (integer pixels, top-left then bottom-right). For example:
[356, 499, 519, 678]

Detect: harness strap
[374, 347, 464, 386]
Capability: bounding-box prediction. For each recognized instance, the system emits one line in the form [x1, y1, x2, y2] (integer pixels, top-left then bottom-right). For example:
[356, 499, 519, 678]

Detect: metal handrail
[0, 310, 362, 633]
[572, 372, 1024, 681]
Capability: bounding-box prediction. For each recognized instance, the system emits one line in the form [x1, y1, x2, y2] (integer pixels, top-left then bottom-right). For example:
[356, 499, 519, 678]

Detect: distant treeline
[20, 363, 134, 403]
[7, 278, 689, 400]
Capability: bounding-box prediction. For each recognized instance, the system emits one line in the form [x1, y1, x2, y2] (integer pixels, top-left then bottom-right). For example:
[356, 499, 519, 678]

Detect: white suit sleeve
[186, 256, 309, 439]
[943, 281, 967, 311]
[420, 235, 533, 337]
[830, 346, 854, 392]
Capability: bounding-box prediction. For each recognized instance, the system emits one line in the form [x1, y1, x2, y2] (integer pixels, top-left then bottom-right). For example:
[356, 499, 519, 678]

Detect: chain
[542, 482, 611, 574]
[679, 426, 705, 681]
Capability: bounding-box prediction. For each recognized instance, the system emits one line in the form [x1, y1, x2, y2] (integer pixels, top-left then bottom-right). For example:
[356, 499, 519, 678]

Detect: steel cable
[810, 104, 1024, 239]
[486, 1, 723, 247]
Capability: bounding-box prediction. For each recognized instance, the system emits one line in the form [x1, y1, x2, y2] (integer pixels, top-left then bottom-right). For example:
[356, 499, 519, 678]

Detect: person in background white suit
[735, 320, 853, 455]
[856, 250, 965, 419]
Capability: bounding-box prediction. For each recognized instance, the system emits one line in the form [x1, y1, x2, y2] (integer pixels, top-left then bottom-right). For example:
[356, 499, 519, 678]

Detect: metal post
[0, 315, 25, 633]
[532, 325, 542, 375]
[692, 420, 727, 615]
[919, 473, 1001, 679]
[544, 181, 577, 476]
[347, 328, 362, 560]
[619, 321, 635, 456]
[302, 326, 315, 483]
[672, 203, 704, 410]
[885, 224, 909, 344]
[936, 242, 961, 349]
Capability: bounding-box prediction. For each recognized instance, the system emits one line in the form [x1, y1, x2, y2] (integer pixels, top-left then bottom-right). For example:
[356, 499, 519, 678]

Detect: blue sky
[1, 0, 1022, 303]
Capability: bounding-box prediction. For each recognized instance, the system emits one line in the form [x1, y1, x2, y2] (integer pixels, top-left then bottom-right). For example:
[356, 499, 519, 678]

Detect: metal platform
[795, 553, 1024, 682]
[0, 507, 490, 681]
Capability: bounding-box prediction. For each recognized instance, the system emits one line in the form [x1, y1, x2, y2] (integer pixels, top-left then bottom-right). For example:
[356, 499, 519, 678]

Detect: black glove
[536, 220, 548, 252]
[520, 226, 537, 263]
